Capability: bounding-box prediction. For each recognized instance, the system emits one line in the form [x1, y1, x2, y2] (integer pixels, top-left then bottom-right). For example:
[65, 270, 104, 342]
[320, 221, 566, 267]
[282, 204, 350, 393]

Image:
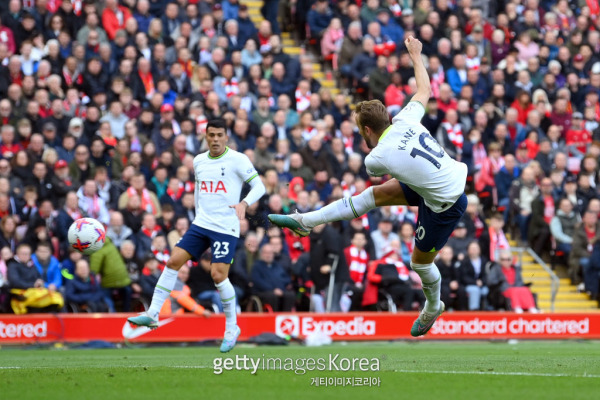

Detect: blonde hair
[42, 147, 58, 165]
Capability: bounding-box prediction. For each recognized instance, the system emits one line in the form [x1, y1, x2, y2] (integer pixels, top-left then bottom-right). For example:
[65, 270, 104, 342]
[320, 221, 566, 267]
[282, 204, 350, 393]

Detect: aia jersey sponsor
[197, 180, 228, 194]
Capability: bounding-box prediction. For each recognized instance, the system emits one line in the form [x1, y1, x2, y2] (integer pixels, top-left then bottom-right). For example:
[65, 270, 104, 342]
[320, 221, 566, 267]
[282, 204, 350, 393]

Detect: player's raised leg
[127, 246, 192, 328]
[268, 179, 411, 235]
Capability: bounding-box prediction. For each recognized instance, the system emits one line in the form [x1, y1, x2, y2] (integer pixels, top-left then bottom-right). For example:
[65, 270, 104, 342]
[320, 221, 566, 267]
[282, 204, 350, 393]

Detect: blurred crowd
[0, 0, 599, 315]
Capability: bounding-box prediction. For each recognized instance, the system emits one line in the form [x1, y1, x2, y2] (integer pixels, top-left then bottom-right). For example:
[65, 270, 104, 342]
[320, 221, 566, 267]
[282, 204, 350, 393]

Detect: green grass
[1, 341, 599, 400]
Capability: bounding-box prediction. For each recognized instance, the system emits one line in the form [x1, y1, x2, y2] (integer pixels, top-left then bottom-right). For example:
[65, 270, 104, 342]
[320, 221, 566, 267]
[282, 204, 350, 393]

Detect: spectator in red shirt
[102, 0, 132, 41]
[384, 72, 405, 116]
[465, 9, 494, 40]
[343, 231, 370, 310]
[522, 130, 540, 160]
[436, 83, 458, 113]
[475, 142, 504, 197]
[0, 19, 15, 55]
[565, 112, 591, 159]
[510, 91, 535, 126]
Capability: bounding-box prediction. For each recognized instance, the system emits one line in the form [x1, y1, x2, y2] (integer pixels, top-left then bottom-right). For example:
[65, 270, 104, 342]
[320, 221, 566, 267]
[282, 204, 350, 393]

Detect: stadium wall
[0, 313, 598, 344]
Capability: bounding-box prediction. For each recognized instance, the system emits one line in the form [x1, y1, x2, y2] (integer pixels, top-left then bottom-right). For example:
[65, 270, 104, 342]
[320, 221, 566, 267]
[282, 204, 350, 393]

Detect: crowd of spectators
[0, 0, 599, 315]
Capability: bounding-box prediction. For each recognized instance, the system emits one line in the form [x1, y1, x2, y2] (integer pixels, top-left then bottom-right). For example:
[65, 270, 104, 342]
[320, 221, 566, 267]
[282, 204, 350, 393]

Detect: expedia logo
[275, 315, 299, 337]
[275, 316, 376, 337]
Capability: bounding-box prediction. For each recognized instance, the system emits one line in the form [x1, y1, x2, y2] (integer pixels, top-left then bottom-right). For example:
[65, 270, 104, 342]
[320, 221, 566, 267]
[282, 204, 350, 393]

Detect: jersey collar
[378, 125, 393, 143]
[208, 146, 229, 159]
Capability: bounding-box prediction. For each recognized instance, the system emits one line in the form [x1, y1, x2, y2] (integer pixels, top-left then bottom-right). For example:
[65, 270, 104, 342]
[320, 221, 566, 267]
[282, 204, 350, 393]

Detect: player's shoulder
[225, 147, 243, 158]
[226, 147, 253, 163]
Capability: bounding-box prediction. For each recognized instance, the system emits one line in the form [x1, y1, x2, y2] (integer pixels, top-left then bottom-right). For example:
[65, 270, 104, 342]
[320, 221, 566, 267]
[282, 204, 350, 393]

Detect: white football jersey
[365, 101, 468, 213]
[192, 147, 258, 237]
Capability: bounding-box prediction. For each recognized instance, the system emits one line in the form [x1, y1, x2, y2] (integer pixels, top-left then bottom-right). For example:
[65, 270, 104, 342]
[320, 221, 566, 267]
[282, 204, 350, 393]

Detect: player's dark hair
[206, 119, 227, 132]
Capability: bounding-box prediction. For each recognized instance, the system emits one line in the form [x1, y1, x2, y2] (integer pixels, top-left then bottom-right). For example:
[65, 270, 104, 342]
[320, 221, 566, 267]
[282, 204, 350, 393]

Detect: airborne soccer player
[128, 119, 266, 352]
[269, 36, 468, 337]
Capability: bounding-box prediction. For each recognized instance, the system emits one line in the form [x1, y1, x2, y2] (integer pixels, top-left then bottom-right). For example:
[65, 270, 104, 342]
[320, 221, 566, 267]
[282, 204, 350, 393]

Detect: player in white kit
[269, 36, 468, 336]
[128, 119, 266, 352]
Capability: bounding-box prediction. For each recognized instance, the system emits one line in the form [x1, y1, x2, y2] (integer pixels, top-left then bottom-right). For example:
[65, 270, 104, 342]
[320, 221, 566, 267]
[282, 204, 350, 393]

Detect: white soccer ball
[68, 218, 106, 255]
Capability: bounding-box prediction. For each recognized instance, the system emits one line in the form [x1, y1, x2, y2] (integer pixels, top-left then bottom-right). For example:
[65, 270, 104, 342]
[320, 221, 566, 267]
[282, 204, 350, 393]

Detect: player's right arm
[405, 35, 430, 110]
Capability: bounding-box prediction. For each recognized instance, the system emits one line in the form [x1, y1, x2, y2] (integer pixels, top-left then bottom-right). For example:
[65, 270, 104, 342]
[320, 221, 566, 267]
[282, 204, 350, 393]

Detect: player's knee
[166, 258, 183, 271]
[211, 268, 227, 283]
[411, 248, 437, 265]
[373, 180, 403, 207]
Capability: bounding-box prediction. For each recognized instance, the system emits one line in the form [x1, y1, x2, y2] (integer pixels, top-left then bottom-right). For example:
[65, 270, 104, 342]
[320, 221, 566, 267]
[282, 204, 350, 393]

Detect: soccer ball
[68, 218, 106, 255]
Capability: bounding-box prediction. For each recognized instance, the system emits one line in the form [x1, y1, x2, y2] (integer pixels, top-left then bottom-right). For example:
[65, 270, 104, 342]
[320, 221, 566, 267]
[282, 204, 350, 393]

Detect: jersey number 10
[410, 132, 445, 169]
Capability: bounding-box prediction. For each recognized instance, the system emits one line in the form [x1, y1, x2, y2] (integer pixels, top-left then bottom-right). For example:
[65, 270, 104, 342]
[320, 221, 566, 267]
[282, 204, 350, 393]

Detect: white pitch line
[2, 366, 598, 378]
[393, 369, 600, 379]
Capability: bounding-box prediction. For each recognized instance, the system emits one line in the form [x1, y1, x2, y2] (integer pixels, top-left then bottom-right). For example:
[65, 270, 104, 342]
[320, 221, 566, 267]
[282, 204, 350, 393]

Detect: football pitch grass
[1, 341, 599, 400]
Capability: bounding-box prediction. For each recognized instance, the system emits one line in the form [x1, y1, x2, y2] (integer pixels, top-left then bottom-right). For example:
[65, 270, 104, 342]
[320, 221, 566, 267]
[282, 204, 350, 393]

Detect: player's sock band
[216, 278, 237, 331]
[147, 267, 179, 319]
[411, 262, 441, 313]
[302, 187, 376, 228]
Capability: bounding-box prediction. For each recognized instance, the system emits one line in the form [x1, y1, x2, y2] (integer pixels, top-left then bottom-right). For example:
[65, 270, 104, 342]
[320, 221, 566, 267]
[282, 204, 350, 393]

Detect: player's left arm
[230, 157, 266, 220]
